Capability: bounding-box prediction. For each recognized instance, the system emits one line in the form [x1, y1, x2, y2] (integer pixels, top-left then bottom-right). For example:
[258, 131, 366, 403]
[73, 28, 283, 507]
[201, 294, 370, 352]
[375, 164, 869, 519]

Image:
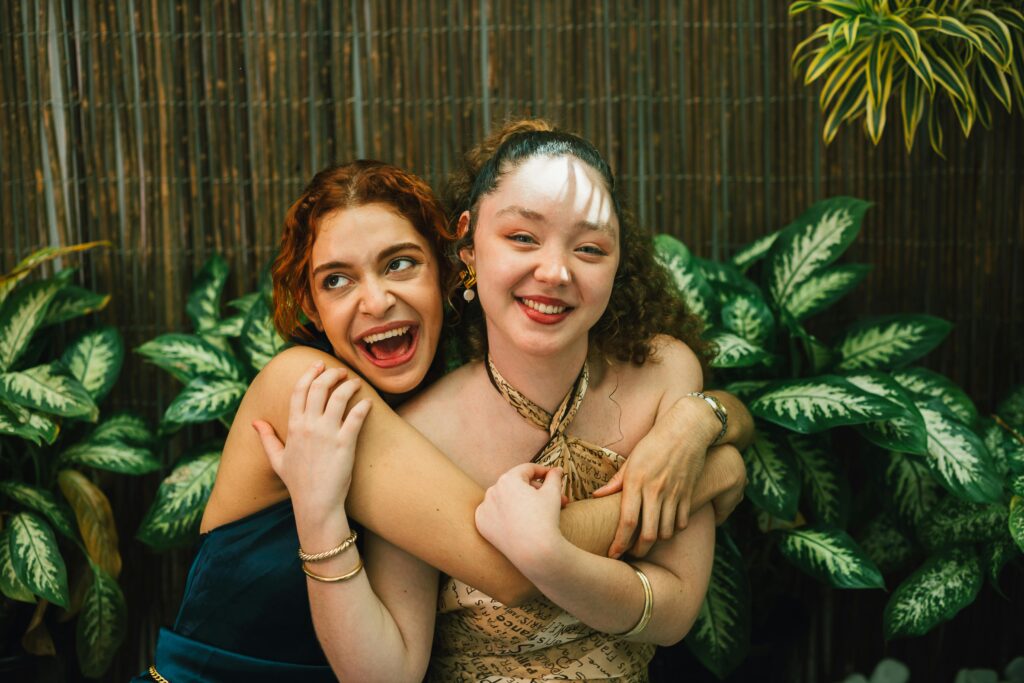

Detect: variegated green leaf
[885, 452, 941, 529]
[721, 380, 771, 401]
[685, 532, 750, 678]
[789, 434, 844, 526]
[0, 528, 36, 603]
[57, 469, 121, 578]
[137, 450, 220, 549]
[919, 405, 1002, 504]
[918, 498, 1008, 552]
[162, 376, 246, 426]
[77, 564, 126, 678]
[859, 512, 916, 574]
[750, 376, 901, 433]
[742, 431, 800, 519]
[204, 314, 246, 338]
[60, 326, 123, 401]
[228, 291, 260, 314]
[653, 234, 715, 323]
[241, 298, 287, 373]
[835, 315, 952, 372]
[786, 316, 834, 374]
[186, 254, 229, 333]
[1012, 474, 1024, 498]
[984, 537, 1017, 589]
[893, 367, 977, 425]
[708, 331, 772, 369]
[1011, 497, 1024, 553]
[883, 546, 982, 639]
[767, 197, 868, 307]
[136, 333, 246, 383]
[731, 231, 781, 272]
[0, 482, 76, 539]
[848, 372, 928, 455]
[0, 279, 62, 372]
[720, 293, 775, 347]
[778, 526, 885, 589]
[42, 286, 110, 326]
[7, 512, 68, 607]
[997, 385, 1024, 432]
[89, 413, 154, 447]
[0, 363, 97, 419]
[60, 440, 160, 475]
[0, 401, 59, 445]
[695, 257, 758, 295]
[785, 264, 870, 321]
[0, 242, 108, 306]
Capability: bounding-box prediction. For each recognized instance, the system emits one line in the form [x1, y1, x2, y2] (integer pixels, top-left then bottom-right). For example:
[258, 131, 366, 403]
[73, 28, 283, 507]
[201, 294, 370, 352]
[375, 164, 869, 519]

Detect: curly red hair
[272, 160, 453, 341]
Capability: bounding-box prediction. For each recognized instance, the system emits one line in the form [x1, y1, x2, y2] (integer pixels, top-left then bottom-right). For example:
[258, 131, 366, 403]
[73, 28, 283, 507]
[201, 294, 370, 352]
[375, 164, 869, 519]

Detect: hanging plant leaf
[60, 326, 124, 401]
[7, 512, 69, 607]
[0, 402, 58, 445]
[76, 563, 126, 678]
[778, 526, 885, 589]
[0, 363, 97, 420]
[0, 279, 63, 372]
[893, 367, 977, 425]
[42, 286, 110, 326]
[884, 452, 942, 529]
[136, 333, 246, 384]
[1011, 497, 1024, 553]
[785, 263, 870, 321]
[0, 482, 76, 539]
[162, 376, 247, 426]
[685, 532, 750, 678]
[241, 297, 287, 373]
[883, 546, 982, 640]
[917, 498, 1008, 552]
[848, 373, 928, 455]
[997, 385, 1024, 432]
[720, 293, 775, 348]
[750, 376, 901, 433]
[731, 230, 781, 272]
[858, 512, 917, 574]
[88, 413, 154, 447]
[708, 331, 772, 369]
[919, 404, 1002, 504]
[788, 434, 844, 526]
[60, 441, 160, 475]
[137, 450, 220, 549]
[835, 315, 952, 372]
[0, 528, 36, 603]
[767, 197, 868, 308]
[185, 254, 229, 334]
[56, 470, 122, 579]
[742, 431, 801, 520]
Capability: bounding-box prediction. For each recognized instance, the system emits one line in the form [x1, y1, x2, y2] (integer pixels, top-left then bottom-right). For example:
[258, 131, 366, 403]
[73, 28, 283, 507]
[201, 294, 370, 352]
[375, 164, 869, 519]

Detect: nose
[534, 249, 572, 285]
[358, 276, 396, 317]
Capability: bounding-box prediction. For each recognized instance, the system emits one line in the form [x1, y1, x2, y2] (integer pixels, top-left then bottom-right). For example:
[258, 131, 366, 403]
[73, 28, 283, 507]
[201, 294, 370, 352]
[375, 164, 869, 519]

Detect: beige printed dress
[426, 359, 655, 682]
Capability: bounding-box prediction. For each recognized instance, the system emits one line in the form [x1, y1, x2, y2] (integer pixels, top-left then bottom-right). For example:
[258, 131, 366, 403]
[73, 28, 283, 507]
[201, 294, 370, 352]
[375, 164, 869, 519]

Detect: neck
[484, 335, 588, 414]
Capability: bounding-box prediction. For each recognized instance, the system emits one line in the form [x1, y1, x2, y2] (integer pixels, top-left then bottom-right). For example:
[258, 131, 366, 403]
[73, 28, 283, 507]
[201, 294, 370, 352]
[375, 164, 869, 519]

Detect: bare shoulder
[628, 334, 703, 389]
[398, 362, 476, 434]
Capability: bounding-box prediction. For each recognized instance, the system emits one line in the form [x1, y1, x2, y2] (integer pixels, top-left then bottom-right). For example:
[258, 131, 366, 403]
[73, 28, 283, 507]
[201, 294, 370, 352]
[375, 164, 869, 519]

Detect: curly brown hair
[443, 121, 712, 374]
[272, 160, 452, 342]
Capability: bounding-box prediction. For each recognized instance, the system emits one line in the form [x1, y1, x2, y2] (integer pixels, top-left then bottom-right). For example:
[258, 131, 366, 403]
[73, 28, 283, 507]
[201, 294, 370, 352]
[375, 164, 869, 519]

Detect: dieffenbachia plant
[0, 243, 156, 677]
[135, 256, 285, 549]
[657, 197, 1022, 678]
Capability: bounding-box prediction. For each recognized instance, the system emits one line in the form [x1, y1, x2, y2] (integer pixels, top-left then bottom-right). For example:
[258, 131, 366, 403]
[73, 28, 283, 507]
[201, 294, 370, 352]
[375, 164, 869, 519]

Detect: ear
[456, 211, 471, 240]
[458, 245, 475, 270]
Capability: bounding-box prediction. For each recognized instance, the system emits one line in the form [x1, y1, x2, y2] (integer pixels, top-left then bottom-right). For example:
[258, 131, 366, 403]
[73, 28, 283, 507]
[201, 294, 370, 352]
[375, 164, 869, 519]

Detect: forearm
[705, 390, 754, 450]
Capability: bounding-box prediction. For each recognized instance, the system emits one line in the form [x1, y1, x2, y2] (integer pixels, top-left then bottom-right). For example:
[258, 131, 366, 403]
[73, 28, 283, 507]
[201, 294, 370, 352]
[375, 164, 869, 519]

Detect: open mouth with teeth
[357, 325, 420, 368]
[516, 297, 574, 323]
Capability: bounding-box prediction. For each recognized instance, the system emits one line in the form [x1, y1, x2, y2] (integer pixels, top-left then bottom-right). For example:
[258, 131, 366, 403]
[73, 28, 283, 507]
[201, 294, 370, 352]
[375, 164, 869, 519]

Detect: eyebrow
[310, 242, 426, 277]
[494, 204, 615, 236]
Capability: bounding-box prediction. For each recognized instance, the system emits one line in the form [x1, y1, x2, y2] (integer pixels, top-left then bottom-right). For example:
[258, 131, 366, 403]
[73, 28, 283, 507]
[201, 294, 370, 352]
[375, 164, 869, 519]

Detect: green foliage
[136, 257, 284, 549]
[655, 196, 1021, 675]
[0, 244, 148, 677]
[791, 1, 1024, 155]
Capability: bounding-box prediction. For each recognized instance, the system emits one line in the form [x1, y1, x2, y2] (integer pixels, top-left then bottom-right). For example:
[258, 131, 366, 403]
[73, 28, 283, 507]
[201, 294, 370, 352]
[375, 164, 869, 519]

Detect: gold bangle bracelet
[618, 565, 654, 638]
[298, 529, 358, 563]
[302, 557, 364, 583]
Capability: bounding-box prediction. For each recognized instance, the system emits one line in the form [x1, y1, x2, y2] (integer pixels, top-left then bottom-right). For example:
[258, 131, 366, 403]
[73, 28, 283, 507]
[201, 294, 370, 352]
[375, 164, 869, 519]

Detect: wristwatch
[687, 391, 728, 445]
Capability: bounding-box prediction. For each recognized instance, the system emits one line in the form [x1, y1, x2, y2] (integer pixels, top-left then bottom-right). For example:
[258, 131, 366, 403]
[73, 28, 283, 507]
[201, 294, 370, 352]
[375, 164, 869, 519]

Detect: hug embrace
[136, 119, 754, 682]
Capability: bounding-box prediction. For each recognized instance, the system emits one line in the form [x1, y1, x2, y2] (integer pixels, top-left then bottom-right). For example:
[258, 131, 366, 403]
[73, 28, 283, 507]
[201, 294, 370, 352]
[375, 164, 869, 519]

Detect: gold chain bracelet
[148, 665, 170, 683]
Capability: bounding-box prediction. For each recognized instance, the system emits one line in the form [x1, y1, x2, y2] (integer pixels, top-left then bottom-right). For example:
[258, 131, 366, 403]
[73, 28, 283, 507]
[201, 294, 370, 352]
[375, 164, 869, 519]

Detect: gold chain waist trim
[148, 665, 170, 683]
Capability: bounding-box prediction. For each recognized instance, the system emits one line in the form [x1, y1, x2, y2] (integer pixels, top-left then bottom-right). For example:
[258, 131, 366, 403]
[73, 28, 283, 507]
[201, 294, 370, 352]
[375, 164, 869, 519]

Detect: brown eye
[324, 274, 351, 289]
[386, 257, 417, 273]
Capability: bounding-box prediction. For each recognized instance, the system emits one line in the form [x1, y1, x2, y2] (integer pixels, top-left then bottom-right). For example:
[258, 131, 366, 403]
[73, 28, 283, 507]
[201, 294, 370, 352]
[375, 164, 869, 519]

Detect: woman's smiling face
[462, 154, 620, 361]
[306, 203, 443, 394]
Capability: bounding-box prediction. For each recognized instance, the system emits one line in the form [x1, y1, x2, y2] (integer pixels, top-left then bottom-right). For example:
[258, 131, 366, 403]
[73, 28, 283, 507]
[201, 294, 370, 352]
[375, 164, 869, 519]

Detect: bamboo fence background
[2, 1, 1022, 680]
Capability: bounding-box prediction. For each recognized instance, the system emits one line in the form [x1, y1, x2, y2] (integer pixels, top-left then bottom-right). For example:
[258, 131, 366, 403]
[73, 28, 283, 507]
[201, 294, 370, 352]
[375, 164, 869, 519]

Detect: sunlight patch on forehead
[514, 155, 616, 232]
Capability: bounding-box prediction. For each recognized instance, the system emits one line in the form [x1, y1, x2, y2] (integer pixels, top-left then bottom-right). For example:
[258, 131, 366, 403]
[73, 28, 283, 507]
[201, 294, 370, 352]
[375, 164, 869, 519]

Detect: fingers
[323, 377, 363, 425]
[660, 498, 681, 539]
[512, 462, 556, 484]
[632, 495, 661, 558]
[608, 488, 640, 559]
[338, 399, 372, 443]
[290, 361, 325, 420]
[305, 367, 348, 416]
[540, 467, 563, 494]
[591, 468, 624, 498]
[252, 420, 284, 468]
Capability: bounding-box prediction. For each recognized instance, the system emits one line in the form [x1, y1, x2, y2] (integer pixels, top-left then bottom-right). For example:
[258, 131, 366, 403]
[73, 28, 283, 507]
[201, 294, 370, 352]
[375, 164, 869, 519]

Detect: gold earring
[460, 264, 477, 302]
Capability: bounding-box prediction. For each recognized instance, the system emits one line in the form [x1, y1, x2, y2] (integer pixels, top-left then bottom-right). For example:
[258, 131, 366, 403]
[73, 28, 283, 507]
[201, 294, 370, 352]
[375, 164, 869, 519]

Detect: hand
[704, 444, 746, 525]
[475, 464, 565, 569]
[253, 362, 371, 522]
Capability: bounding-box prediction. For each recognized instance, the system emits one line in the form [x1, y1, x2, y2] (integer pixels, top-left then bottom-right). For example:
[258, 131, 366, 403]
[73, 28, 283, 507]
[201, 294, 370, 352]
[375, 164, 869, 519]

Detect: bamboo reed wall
[2, 1, 1023, 680]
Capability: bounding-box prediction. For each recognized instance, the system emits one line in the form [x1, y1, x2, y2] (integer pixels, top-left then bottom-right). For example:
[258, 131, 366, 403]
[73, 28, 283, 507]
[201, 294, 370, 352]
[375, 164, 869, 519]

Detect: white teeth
[362, 326, 410, 344]
[521, 299, 567, 315]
